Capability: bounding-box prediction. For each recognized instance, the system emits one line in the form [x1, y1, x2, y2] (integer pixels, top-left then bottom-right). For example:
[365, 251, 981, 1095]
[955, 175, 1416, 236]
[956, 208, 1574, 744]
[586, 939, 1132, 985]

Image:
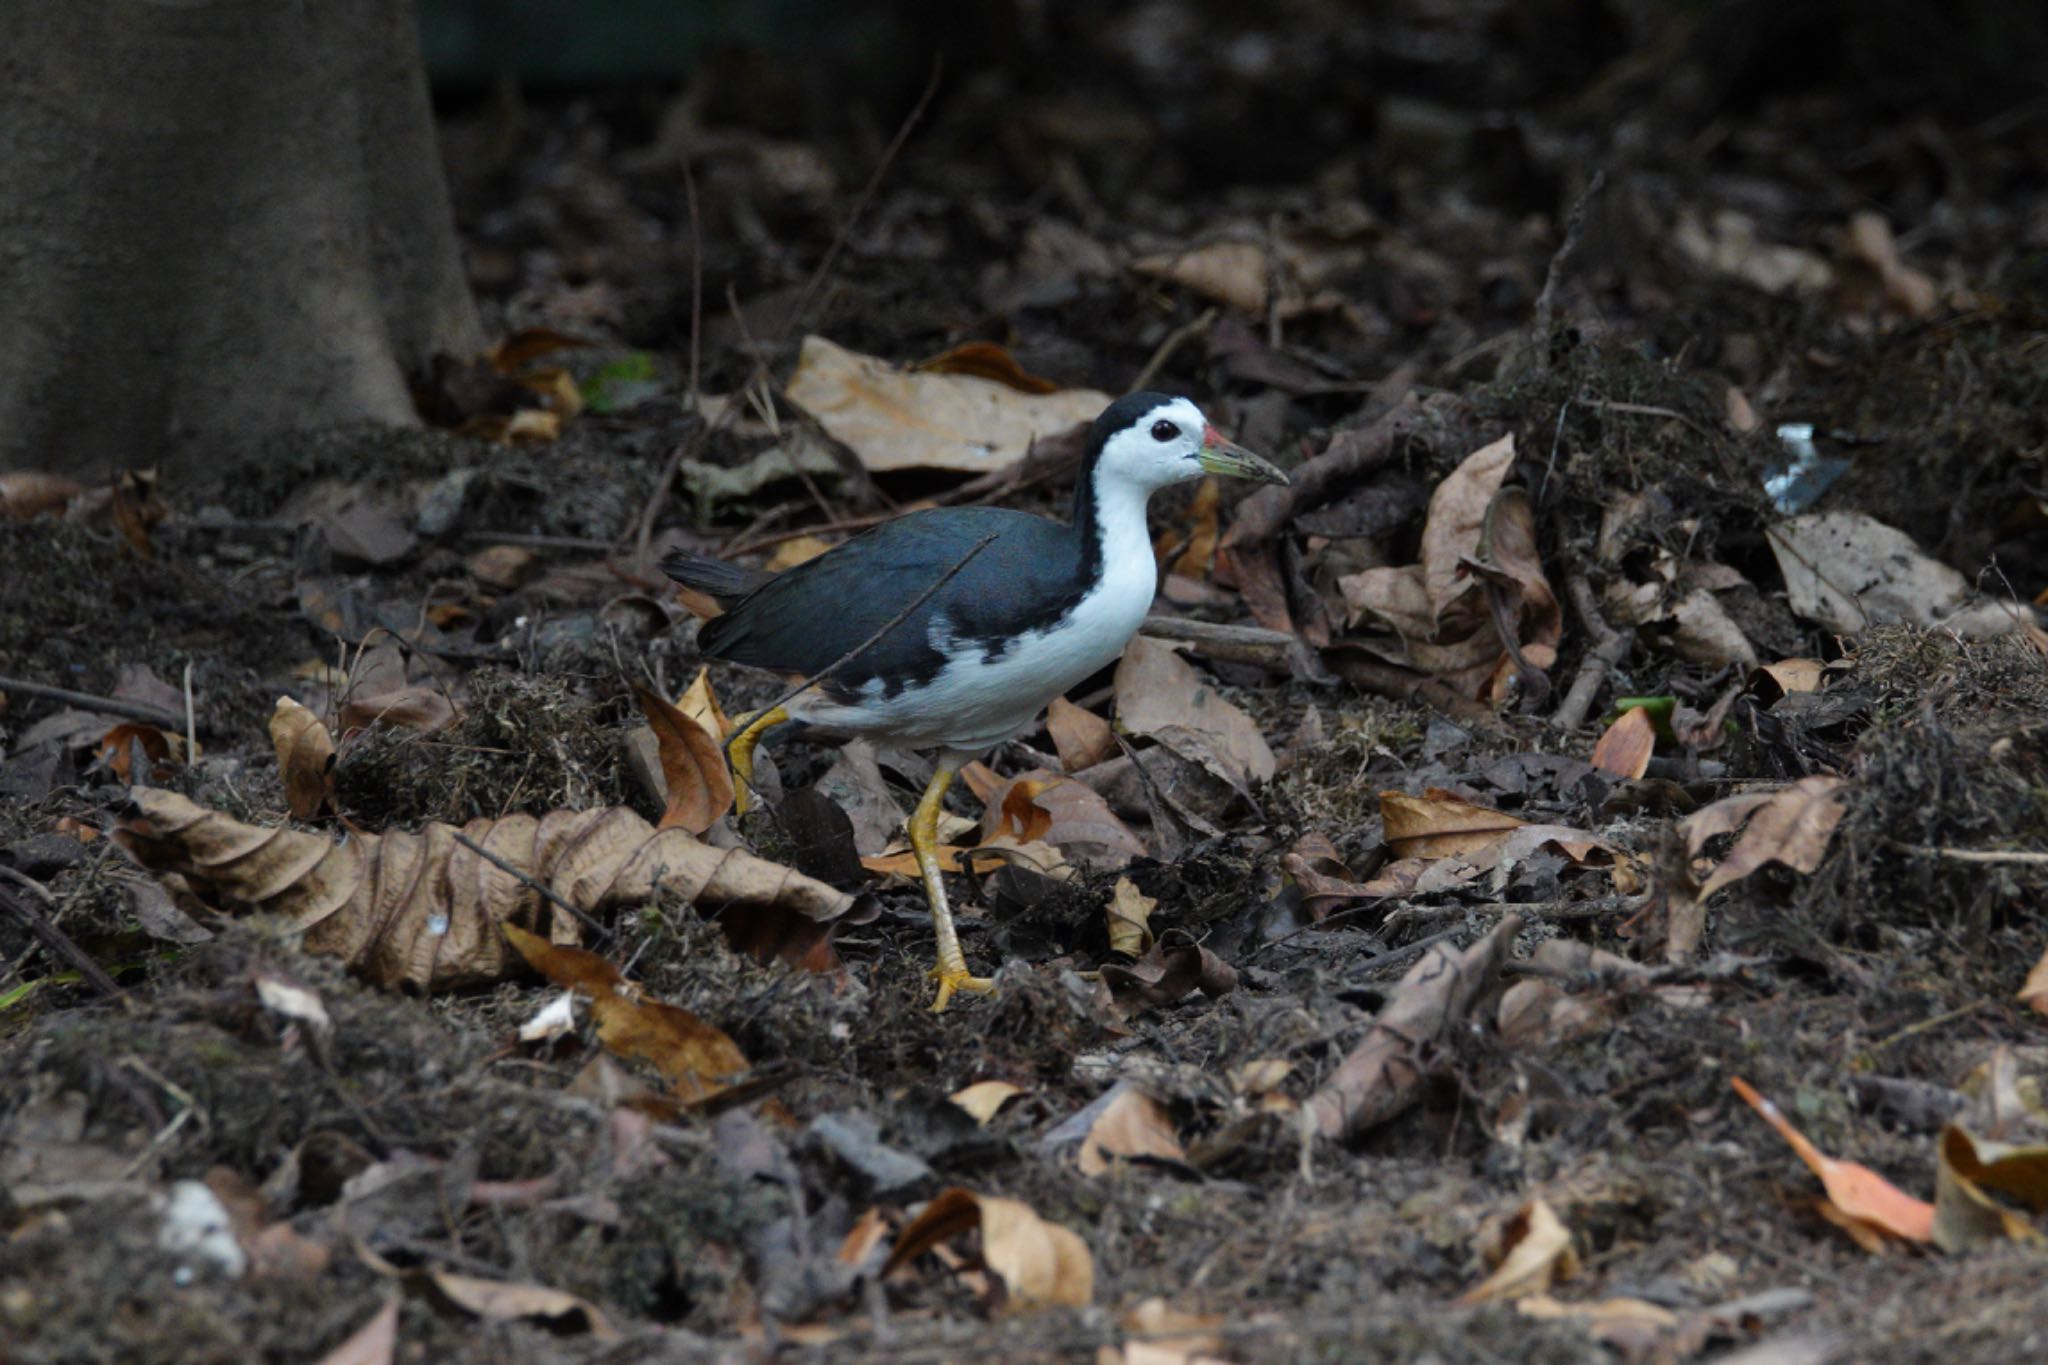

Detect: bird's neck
[1071, 460, 1157, 589]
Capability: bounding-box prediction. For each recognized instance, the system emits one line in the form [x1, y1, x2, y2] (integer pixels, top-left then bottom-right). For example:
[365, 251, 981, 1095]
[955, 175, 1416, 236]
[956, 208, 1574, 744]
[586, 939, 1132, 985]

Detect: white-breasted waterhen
[664, 392, 1286, 1008]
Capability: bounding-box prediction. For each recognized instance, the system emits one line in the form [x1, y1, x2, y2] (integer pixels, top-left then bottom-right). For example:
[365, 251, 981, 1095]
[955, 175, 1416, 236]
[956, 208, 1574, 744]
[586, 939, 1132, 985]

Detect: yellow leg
[910, 754, 994, 1011]
[726, 705, 788, 816]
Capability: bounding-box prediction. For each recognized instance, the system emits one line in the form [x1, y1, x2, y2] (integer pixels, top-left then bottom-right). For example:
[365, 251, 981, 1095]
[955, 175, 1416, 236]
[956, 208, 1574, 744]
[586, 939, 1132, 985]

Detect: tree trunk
[0, 0, 479, 476]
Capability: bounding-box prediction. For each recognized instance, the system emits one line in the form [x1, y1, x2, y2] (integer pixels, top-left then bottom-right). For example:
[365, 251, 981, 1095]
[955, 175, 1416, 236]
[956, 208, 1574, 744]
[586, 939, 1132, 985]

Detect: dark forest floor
[6, 4, 2048, 1361]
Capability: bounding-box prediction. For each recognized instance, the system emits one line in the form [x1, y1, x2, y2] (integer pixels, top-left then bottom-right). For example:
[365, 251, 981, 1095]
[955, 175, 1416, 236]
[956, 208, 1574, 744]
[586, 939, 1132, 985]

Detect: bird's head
[1090, 392, 1288, 494]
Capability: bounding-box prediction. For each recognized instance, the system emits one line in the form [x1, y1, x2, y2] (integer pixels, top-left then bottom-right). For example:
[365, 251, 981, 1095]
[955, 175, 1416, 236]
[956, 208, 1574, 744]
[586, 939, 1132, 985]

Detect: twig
[448, 831, 612, 944]
[1529, 168, 1607, 351]
[628, 59, 944, 565]
[0, 867, 131, 1008]
[1552, 575, 1631, 733]
[180, 662, 196, 761]
[1884, 841, 2048, 867]
[461, 530, 613, 553]
[1130, 306, 1218, 391]
[0, 675, 183, 730]
[683, 154, 704, 416]
[723, 533, 1000, 800]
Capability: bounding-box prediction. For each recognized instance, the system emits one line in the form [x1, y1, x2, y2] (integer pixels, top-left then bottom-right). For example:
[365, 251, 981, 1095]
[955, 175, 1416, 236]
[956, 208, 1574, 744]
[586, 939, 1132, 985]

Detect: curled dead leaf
[114, 789, 855, 991]
[1115, 637, 1276, 788]
[1683, 776, 1846, 899]
[951, 1080, 1028, 1125]
[1105, 876, 1157, 958]
[1100, 940, 1237, 1012]
[1309, 915, 1522, 1139]
[883, 1187, 1094, 1311]
[1047, 696, 1117, 773]
[503, 925, 748, 1102]
[1456, 1198, 1579, 1305]
[420, 1266, 616, 1339]
[1380, 788, 1525, 860]
[1077, 1086, 1186, 1175]
[634, 683, 735, 834]
[269, 697, 336, 820]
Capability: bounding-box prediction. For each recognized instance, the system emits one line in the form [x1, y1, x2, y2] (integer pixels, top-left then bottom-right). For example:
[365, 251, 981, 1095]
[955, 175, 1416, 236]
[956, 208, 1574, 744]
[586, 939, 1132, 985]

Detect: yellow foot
[927, 965, 997, 1013]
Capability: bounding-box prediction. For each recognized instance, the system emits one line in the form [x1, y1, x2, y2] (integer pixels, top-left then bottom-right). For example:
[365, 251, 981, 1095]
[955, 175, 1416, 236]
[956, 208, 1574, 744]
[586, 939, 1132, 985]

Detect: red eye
[1150, 420, 1177, 441]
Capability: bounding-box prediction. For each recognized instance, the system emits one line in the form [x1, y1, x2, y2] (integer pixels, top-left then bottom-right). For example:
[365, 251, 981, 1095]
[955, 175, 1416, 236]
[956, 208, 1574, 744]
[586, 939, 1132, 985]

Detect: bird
[664, 391, 1286, 1009]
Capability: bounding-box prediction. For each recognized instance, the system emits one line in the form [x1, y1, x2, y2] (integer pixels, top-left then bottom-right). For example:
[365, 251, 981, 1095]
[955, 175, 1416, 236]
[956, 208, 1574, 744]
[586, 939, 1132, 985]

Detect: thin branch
[0, 867, 132, 1008]
[1530, 168, 1606, 352]
[1885, 840, 2048, 867]
[448, 831, 612, 944]
[1130, 306, 1218, 391]
[1552, 575, 1632, 732]
[0, 676, 183, 730]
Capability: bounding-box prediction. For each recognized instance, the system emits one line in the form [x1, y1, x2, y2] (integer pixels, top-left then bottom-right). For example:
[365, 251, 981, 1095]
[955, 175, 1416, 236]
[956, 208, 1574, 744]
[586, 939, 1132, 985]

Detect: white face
[1094, 397, 1212, 492]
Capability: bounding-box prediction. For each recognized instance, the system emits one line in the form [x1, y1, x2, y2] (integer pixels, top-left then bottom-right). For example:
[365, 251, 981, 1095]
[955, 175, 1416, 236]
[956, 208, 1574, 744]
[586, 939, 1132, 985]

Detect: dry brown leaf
[1673, 208, 1833, 295]
[2021, 942, 2048, 1017]
[0, 470, 86, 519]
[980, 768, 1147, 871]
[269, 696, 336, 820]
[1308, 915, 1522, 1139]
[1933, 1124, 2045, 1251]
[96, 723, 176, 783]
[1100, 941, 1238, 1013]
[1768, 512, 2030, 638]
[1841, 211, 1938, 319]
[115, 789, 856, 991]
[1047, 696, 1118, 773]
[1730, 1076, 1934, 1247]
[1755, 658, 1826, 697]
[912, 339, 1061, 394]
[465, 544, 540, 590]
[1380, 788, 1526, 860]
[503, 925, 748, 1102]
[1280, 832, 1376, 920]
[1078, 1087, 1186, 1175]
[1337, 435, 1560, 699]
[1119, 1297, 1227, 1363]
[422, 1267, 617, 1339]
[951, 1080, 1028, 1125]
[337, 648, 458, 736]
[1115, 637, 1276, 787]
[1456, 1198, 1580, 1305]
[313, 1298, 399, 1365]
[786, 334, 1107, 475]
[1590, 706, 1655, 780]
[1133, 240, 1271, 314]
[1685, 776, 1846, 899]
[634, 684, 735, 834]
[883, 1187, 1093, 1311]
[1105, 876, 1157, 958]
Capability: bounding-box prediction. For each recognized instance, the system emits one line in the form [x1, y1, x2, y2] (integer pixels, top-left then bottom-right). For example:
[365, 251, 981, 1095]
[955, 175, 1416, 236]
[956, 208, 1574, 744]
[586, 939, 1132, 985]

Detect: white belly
[794, 549, 1155, 753]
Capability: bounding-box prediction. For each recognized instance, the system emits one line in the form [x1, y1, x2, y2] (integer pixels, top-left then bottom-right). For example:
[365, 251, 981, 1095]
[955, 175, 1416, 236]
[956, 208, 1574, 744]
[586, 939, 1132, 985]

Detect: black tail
[661, 552, 774, 606]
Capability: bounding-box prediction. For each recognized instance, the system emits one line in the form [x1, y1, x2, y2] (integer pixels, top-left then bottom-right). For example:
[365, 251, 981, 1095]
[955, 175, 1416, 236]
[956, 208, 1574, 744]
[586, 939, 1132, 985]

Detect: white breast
[795, 467, 1159, 754]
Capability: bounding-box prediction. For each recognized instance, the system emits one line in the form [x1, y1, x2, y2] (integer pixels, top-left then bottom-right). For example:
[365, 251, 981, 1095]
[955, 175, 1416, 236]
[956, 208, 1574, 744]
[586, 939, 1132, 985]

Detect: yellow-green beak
[1197, 424, 1289, 485]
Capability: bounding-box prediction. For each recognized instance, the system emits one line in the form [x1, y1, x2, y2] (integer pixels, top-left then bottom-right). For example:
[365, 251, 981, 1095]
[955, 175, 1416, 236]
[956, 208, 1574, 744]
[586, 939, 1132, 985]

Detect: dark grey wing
[697, 507, 1086, 698]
